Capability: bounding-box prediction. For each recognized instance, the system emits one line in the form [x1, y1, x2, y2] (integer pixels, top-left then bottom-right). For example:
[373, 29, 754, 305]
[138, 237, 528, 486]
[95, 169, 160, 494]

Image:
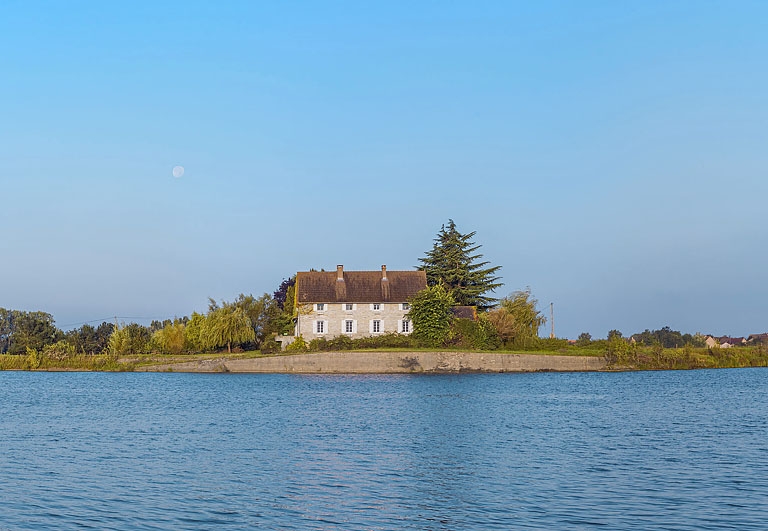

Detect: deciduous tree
[407, 284, 455, 347]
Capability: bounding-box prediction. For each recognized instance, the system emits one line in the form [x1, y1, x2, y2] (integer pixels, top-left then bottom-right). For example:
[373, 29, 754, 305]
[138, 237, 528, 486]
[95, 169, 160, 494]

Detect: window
[401, 303, 410, 311]
[372, 303, 381, 311]
[345, 320, 354, 334]
[316, 321, 325, 334]
[372, 320, 381, 333]
[345, 303, 354, 311]
[316, 303, 325, 311]
[401, 320, 410, 333]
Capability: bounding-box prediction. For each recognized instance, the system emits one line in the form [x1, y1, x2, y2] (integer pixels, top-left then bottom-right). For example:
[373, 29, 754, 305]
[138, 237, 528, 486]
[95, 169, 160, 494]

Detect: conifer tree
[417, 220, 502, 310]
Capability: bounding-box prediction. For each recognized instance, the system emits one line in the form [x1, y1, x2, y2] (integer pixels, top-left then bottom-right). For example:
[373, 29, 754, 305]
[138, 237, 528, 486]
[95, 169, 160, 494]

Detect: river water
[1, 369, 766, 530]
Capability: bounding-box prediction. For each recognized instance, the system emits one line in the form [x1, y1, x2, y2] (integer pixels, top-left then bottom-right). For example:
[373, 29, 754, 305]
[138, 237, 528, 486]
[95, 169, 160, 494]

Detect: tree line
[0, 278, 298, 357]
[5, 219, 733, 358]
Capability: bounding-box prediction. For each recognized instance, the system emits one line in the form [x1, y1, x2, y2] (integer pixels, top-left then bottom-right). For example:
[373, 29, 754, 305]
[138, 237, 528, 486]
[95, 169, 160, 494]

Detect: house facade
[294, 265, 427, 340]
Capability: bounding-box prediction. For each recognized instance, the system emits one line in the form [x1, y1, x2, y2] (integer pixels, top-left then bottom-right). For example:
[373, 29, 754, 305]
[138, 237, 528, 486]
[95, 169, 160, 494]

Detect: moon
[172, 165, 185, 178]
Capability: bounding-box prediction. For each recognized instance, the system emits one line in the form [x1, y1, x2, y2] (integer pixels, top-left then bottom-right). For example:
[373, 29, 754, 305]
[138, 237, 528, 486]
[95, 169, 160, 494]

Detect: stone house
[293, 265, 427, 341]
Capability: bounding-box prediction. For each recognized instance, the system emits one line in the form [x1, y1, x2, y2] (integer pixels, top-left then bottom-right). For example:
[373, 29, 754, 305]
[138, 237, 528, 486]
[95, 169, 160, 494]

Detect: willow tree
[201, 306, 255, 353]
[486, 288, 546, 347]
[418, 220, 502, 310]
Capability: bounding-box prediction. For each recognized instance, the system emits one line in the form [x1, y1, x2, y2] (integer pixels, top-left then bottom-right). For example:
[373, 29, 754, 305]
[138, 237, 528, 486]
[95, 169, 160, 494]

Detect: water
[1, 370, 767, 530]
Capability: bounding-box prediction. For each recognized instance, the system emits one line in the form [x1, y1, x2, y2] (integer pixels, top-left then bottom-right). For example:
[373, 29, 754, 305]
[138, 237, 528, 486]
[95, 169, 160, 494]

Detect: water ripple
[1, 369, 767, 529]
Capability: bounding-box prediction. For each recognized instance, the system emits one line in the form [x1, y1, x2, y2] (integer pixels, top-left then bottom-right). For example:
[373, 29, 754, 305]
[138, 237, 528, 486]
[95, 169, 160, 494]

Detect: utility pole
[550, 302, 555, 339]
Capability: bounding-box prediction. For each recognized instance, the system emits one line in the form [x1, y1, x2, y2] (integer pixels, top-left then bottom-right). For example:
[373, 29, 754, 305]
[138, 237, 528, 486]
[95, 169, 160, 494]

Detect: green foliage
[602, 342, 768, 371]
[230, 293, 282, 346]
[65, 322, 114, 355]
[285, 335, 308, 352]
[407, 284, 455, 347]
[304, 333, 421, 352]
[106, 322, 151, 356]
[107, 325, 131, 356]
[43, 340, 76, 360]
[577, 332, 592, 346]
[184, 312, 206, 351]
[631, 326, 696, 349]
[0, 309, 63, 355]
[201, 306, 256, 353]
[125, 323, 151, 354]
[604, 336, 634, 365]
[485, 289, 546, 348]
[327, 335, 355, 351]
[26, 347, 43, 369]
[418, 219, 502, 310]
[151, 322, 186, 354]
[259, 339, 282, 354]
[449, 317, 501, 350]
[607, 329, 623, 341]
[352, 333, 419, 350]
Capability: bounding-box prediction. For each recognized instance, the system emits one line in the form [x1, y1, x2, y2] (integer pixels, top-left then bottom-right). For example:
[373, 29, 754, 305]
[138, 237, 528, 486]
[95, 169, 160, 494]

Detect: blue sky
[2, 1, 766, 338]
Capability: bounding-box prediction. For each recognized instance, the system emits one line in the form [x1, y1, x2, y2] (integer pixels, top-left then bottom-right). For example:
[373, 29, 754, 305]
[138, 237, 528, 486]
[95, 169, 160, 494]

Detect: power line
[59, 316, 172, 328]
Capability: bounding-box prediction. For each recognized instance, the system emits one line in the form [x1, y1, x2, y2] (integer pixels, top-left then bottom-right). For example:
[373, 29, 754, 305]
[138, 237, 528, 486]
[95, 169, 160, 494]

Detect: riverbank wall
[138, 351, 607, 373]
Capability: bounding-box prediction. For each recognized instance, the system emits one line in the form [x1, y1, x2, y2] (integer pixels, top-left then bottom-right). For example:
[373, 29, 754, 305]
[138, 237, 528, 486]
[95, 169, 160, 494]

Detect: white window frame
[316, 303, 326, 312]
[401, 303, 410, 311]
[344, 303, 356, 312]
[371, 303, 381, 311]
[399, 319, 411, 334]
[315, 320, 327, 334]
[342, 319, 357, 334]
[371, 319, 382, 334]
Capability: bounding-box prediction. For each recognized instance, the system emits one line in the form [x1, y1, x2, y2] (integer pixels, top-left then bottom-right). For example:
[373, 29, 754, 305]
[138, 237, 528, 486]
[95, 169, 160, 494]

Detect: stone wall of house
[296, 302, 412, 340]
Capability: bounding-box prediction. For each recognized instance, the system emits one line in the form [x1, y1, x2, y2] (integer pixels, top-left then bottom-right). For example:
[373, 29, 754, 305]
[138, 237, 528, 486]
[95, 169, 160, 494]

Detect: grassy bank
[0, 352, 134, 371]
[2, 344, 767, 372]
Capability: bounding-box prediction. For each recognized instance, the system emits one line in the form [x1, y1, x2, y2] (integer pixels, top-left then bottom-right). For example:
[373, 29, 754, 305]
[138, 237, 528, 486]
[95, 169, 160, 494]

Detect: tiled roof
[296, 267, 427, 303]
[451, 306, 477, 320]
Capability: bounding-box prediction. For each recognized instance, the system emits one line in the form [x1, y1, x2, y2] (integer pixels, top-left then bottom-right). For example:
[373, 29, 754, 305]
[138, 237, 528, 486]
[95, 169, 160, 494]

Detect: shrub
[449, 317, 501, 350]
[285, 335, 308, 352]
[326, 335, 354, 351]
[260, 339, 281, 354]
[408, 284, 454, 347]
[43, 340, 76, 360]
[308, 337, 329, 352]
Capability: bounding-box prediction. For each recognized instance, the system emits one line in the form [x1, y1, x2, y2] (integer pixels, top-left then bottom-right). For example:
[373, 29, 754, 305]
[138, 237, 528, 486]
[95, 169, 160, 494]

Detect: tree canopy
[485, 288, 546, 347]
[417, 220, 502, 310]
[407, 284, 455, 347]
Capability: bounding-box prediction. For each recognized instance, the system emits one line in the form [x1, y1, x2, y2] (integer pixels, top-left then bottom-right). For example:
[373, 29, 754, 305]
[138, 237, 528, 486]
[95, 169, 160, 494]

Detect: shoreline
[135, 351, 607, 374]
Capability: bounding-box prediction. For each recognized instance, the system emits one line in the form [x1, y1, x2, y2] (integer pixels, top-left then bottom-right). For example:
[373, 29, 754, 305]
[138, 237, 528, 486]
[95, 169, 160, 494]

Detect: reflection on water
[1, 370, 767, 530]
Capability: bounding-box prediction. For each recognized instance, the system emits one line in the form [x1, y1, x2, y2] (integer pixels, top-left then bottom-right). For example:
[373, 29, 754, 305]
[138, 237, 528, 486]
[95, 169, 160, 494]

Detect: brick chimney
[381, 264, 390, 301]
[335, 264, 347, 300]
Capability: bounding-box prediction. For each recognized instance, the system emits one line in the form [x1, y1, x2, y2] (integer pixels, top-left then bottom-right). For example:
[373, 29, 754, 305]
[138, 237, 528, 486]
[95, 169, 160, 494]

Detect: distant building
[705, 335, 747, 348]
[293, 265, 427, 341]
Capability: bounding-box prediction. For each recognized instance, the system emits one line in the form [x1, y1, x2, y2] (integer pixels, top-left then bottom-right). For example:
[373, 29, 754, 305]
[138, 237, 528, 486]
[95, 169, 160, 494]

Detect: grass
[4, 344, 766, 372]
[0, 352, 134, 372]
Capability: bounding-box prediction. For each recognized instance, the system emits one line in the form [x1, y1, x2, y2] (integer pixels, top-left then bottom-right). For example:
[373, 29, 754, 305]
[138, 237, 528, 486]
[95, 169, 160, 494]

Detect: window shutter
[352, 320, 357, 334]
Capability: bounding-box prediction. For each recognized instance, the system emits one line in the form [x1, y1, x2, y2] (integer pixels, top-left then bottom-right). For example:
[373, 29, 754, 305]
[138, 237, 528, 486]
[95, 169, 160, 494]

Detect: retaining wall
[140, 351, 606, 373]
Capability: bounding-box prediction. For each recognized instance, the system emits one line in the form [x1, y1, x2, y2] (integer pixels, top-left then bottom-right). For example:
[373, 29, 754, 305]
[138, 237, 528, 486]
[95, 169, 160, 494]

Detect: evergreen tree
[417, 220, 502, 310]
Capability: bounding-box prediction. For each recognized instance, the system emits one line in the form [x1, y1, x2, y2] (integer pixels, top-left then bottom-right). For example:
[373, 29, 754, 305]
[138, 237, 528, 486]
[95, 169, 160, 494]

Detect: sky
[1, 1, 767, 338]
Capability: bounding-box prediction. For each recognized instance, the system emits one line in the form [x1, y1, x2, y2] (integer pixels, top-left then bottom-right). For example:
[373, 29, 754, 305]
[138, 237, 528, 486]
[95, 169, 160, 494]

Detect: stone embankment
[139, 351, 606, 373]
